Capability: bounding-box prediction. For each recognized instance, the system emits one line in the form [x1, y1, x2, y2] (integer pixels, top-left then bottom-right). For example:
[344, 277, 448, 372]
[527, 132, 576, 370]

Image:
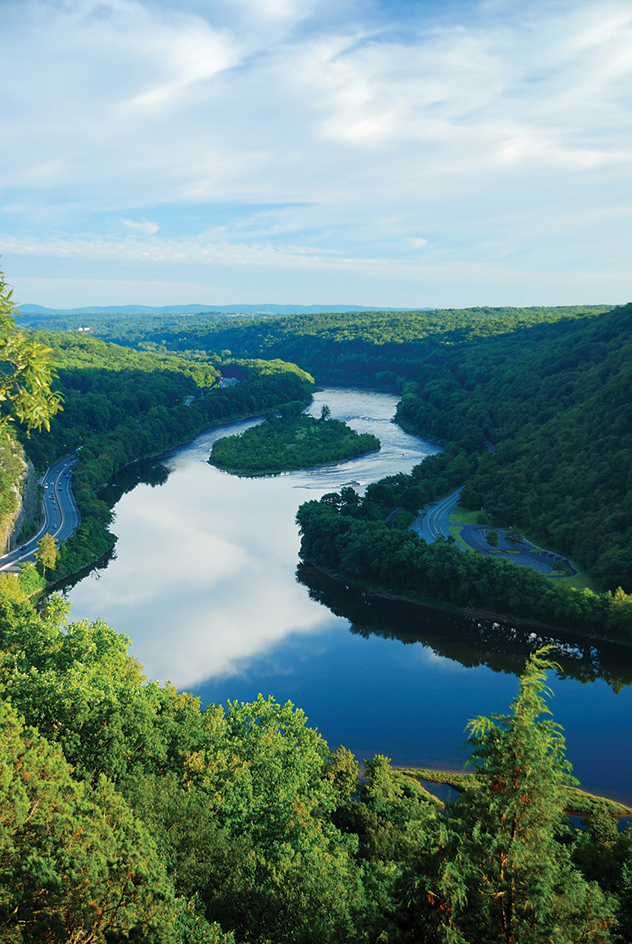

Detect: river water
[65, 389, 632, 805]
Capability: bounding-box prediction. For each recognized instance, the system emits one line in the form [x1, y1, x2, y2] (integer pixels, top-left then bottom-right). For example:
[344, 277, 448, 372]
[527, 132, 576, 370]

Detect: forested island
[7, 333, 315, 581]
[209, 405, 380, 475]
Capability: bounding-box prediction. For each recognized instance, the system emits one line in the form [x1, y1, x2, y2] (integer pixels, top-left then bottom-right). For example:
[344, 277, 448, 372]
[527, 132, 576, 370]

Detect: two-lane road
[410, 488, 462, 543]
[409, 487, 577, 576]
[0, 455, 80, 572]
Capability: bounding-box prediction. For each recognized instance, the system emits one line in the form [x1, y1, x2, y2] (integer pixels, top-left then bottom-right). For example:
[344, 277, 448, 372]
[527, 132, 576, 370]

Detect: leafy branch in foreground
[0, 268, 63, 435]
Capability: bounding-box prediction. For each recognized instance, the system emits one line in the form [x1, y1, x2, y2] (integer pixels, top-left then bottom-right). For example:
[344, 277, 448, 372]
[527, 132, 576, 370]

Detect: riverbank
[392, 766, 632, 819]
[299, 557, 632, 650]
[39, 370, 314, 585]
[60, 385, 632, 806]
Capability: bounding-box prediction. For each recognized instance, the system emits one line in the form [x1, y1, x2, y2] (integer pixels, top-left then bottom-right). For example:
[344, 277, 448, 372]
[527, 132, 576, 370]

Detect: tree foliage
[0, 588, 629, 943]
[295, 483, 632, 639]
[35, 532, 57, 575]
[439, 649, 615, 943]
[0, 269, 62, 436]
[209, 411, 379, 476]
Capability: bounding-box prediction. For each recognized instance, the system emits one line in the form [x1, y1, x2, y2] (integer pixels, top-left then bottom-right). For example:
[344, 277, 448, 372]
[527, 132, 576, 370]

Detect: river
[64, 388, 632, 805]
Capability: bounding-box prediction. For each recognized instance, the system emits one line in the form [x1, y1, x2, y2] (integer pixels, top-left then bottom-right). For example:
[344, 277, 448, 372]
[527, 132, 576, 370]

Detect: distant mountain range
[19, 303, 405, 316]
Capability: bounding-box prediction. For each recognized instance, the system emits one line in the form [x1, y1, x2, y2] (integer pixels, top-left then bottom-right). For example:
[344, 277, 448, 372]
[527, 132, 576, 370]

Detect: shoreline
[34, 404, 309, 591]
[210, 446, 382, 478]
[299, 557, 632, 650]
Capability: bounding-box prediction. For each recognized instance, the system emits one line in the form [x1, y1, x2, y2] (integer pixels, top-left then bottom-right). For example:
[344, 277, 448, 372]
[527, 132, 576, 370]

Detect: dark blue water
[65, 389, 632, 805]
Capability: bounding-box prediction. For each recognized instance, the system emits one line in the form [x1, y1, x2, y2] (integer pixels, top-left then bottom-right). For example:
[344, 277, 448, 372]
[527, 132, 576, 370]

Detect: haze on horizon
[1, 0, 631, 311]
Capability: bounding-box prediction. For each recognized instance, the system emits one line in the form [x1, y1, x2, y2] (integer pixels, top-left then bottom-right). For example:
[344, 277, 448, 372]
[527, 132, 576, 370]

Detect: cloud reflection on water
[67, 390, 438, 687]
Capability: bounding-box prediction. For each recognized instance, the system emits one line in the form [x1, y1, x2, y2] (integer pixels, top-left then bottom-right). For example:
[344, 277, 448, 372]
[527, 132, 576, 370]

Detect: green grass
[448, 525, 470, 552]
[448, 505, 480, 525]
[393, 767, 632, 818]
[547, 571, 597, 592]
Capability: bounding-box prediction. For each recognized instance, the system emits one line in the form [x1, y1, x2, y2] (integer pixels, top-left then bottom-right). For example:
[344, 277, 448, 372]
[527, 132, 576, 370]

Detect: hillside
[133, 302, 630, 592]
[17, 332, 315, 581]
[0, 591, 625, 943]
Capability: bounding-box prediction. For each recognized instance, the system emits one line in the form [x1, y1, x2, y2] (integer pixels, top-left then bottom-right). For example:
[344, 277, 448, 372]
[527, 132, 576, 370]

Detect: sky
[1, 0, 631, 309]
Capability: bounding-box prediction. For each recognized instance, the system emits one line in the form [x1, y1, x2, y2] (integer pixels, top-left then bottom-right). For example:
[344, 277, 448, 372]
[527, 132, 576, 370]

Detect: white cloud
[120, 22, 240, 112]
[1, 0, 631, 304]
[120, 217, 160, 234]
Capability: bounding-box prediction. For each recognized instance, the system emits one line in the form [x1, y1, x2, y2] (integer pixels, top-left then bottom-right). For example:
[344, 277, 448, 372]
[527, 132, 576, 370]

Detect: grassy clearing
[448, 505, 480, 525]
[548, 571, 597, 592]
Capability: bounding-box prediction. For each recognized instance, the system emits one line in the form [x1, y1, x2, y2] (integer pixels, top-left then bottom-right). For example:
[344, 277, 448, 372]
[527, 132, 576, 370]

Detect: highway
[0, 455, 80, 573]
[409, 486, 576, 576]
[410, 488, 462, 543]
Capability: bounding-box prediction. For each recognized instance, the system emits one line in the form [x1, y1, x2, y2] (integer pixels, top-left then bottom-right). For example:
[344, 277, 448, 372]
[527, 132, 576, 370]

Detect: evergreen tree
[438, 648, 616, 943]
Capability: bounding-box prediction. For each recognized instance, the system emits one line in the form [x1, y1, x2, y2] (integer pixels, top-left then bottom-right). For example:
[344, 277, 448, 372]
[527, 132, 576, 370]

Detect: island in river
[208, 406, 380, 475]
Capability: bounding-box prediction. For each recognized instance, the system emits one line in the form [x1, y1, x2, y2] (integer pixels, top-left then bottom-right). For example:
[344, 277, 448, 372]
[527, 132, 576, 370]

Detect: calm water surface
[65, 389, 632, 804]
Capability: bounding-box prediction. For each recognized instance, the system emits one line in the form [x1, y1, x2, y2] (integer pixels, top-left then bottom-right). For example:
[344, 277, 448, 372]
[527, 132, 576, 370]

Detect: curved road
[0, 455, 80, 573]
[410, 487, 576, 576]
[410, 488, 462, 543]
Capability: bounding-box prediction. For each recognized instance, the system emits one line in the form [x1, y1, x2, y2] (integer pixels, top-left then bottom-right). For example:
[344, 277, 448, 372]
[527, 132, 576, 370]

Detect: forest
[10, 297, 632, 621]
[0, 586, 629, 943]
[2, 277, 632, 941]
[209, 405, 380, 475]
[14, 332, 315, 580]
[295, 479, 632, 640]
[122, 301, 632, 594]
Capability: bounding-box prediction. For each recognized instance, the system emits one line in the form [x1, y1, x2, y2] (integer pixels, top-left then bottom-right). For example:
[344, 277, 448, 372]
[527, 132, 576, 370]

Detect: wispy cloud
[1, 0, 631, 305]
[120, 218, 160, 234]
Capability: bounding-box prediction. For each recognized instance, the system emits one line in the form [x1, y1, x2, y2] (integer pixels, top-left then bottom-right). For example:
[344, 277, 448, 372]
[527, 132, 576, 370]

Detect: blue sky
[1, 0, 631, 308]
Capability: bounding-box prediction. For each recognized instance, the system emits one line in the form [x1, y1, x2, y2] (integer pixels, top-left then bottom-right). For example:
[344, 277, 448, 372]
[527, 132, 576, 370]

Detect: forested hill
[395, 302, 632, 591]
[134, 304, 612, 384]
[17, 331, 315, 580]
[138, 301, 631, 592]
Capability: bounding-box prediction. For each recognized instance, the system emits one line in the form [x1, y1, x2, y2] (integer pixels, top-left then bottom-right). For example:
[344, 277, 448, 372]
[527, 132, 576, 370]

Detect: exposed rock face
[0, 439, 41, 553]
[8, 457, 40, 550]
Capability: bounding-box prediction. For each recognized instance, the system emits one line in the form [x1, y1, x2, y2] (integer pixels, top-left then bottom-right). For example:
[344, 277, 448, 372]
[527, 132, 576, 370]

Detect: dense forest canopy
[15, 298, 632, 592]
[14, 331, 315, 580]
[2, 288, 632, 941]
[124, 301, 630, 593]
[0, 589, 628, 943]
[209, 407, 380, 476]
[93, 305, 611, 352]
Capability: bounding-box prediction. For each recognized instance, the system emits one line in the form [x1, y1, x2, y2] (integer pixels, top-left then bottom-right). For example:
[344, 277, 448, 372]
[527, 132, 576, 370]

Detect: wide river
[65, 388, 632, 805]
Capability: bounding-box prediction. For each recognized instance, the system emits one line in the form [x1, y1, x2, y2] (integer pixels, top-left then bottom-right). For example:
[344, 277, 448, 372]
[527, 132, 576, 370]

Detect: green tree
[0, 268, 62, 435]
[486, 529, 499, 548]
[438, 649, 616, 943]
[506, 526, 525, 548]
[0, 698, 177, 942]
[35, 532, 58, 575]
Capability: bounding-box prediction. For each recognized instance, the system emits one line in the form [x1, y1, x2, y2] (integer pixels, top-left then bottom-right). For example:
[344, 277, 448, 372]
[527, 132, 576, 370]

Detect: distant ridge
[19, 303, 408, 316]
